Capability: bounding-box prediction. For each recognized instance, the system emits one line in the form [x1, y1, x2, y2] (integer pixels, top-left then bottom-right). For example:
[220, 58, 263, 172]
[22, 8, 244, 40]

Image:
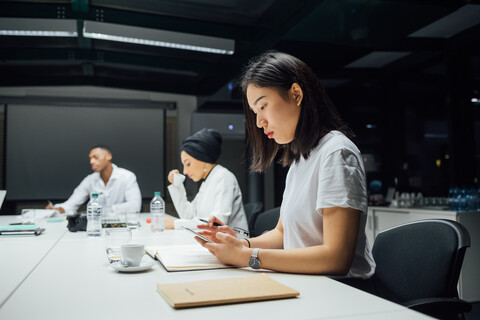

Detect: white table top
[0, 216, 67, 307]
[0, 215, 434, 320]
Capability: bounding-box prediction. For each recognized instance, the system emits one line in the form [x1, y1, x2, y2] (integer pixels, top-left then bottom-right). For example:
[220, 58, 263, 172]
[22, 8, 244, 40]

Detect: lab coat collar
[203, 164, 219, 181]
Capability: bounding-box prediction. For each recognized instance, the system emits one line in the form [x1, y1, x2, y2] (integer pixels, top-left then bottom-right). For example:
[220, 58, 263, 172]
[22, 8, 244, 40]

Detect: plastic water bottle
[150, 191, 165, 232]
[86, 193, 103, 237]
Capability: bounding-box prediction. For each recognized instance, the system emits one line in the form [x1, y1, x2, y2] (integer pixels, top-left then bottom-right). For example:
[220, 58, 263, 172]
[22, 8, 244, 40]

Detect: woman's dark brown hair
[240, 51, 353, 172]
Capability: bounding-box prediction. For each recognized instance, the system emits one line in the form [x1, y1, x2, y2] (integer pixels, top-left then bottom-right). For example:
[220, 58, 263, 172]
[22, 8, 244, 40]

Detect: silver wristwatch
[248, 248, 261, 269]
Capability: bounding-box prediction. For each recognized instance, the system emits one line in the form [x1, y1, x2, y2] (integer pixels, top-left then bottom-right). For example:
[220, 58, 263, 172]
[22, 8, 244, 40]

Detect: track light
[83, 21, 234, 55]
[0, 18, 77, 37]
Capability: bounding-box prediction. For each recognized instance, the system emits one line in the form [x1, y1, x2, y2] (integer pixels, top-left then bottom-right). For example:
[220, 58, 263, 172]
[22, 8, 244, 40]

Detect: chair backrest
[251, 207, 280, 237]
[243, 201, 263, 232]
[371, 219, 470, 304]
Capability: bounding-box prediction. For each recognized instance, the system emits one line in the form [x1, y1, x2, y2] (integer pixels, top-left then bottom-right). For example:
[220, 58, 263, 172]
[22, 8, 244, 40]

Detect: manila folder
[156, 273, 299, 309]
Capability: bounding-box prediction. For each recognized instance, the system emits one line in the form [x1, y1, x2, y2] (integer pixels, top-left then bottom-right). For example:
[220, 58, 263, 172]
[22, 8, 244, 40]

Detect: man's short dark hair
[90, 144, 112, 155]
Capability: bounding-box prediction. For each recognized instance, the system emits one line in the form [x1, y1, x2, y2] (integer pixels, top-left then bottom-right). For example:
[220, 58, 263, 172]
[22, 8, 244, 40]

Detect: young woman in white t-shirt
[196, 51, 376, 284]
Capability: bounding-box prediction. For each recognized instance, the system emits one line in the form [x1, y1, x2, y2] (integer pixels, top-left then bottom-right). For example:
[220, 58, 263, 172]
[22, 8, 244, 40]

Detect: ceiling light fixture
[0, 17, 77, 37]
[83, 21, 234, 55]
[345, 51, 410, 68]
[408, 4, 480, 38]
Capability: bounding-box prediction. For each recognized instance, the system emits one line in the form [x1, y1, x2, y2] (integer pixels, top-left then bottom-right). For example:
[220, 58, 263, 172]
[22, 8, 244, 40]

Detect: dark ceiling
[1, 0, 480, 106]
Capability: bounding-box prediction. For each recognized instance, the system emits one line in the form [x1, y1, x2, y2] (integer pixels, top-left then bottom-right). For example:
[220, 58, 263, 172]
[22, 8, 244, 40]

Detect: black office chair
[250, 207, 280, 237]
[243, 201, 263, 233]
[371, 219, 472, 320]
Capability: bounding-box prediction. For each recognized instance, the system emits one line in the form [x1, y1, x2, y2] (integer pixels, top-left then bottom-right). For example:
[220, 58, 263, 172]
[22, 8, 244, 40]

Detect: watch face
[249, 257, 261, 269]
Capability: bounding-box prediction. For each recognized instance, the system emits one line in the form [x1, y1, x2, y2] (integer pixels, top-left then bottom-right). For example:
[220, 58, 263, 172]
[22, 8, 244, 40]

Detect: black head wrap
[181, 128, 222, 164]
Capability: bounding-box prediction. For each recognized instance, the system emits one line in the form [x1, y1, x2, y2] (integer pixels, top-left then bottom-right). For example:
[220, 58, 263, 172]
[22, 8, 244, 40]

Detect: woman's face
[181, 151, 205, 182]
[246, 84, 302, 144]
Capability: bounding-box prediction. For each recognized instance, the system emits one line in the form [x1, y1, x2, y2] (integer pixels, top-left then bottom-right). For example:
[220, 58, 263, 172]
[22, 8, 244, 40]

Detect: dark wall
[4, 102, 166, 201]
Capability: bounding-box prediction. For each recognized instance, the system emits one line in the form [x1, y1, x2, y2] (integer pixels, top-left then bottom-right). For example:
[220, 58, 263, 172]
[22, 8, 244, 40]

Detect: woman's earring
[203, 168, 207, 172]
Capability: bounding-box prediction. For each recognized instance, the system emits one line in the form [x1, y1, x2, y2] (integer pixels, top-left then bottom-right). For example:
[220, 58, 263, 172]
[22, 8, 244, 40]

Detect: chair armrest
[403, 297, 472, 317]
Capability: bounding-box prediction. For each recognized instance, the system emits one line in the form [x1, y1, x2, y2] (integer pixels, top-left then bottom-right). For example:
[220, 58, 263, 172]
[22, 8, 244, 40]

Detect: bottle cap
[91, 193, 98, 197]
[146, 218, 152, 223]
[154, 191, 161, 196]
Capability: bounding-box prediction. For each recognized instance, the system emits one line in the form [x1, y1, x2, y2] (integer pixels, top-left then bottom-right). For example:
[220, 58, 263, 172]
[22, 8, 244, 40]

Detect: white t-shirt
[168, 165, 248, 231]
[55, 164, 142, 214]
[281, 131, 376, 279]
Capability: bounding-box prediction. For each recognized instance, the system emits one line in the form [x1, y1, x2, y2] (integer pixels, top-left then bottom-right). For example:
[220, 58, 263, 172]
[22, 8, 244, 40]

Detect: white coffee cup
[121, 244, 145, 267]
[173, 173, 186, 187]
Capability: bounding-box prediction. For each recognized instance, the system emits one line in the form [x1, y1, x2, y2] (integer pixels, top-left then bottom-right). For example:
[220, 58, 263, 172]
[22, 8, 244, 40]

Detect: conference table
[0, 214, 433, 320]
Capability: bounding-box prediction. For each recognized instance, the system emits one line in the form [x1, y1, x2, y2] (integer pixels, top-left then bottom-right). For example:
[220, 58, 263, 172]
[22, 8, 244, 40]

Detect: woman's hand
[168, 169, 180, 184]
[196, 216, 237, 242]
[195, 232, 251, 266]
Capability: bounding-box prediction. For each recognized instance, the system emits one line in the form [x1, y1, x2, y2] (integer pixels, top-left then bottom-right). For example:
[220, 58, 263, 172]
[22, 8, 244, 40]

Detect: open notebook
[145, 244, 236, 272]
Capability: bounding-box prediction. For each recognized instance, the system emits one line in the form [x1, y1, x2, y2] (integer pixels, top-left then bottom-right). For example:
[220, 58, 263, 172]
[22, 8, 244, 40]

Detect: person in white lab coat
[46, 145, 142, 215]
[165, 128, 248, 231]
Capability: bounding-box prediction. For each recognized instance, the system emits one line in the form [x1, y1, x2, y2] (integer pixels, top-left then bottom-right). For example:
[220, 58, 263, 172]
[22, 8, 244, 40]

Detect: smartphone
[182, 226, 214, 243]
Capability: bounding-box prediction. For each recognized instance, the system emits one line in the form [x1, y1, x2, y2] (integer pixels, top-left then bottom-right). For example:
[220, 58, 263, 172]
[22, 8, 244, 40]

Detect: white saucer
[110, 256, 155, 273]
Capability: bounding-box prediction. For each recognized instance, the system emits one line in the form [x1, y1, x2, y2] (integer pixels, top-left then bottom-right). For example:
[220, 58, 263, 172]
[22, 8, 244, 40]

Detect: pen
[199, 218, 222, 227]
[198, 219, 249, 237]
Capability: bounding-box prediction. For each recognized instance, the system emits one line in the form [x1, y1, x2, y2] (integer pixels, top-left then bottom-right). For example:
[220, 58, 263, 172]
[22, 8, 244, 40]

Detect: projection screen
[6, 103, 165, 201]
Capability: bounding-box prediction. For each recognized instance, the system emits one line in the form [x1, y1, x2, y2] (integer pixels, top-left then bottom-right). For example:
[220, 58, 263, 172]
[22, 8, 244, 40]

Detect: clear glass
[126, 211, 140, 229]
[105, 228, 132, 263]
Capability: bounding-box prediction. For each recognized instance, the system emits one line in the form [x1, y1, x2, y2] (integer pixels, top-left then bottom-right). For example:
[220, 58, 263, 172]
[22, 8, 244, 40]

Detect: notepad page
[145, 244, 233, 271]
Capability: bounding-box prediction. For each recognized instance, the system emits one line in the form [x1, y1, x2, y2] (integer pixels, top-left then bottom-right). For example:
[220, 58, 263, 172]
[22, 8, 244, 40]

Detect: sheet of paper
[22, 209, 59, 219]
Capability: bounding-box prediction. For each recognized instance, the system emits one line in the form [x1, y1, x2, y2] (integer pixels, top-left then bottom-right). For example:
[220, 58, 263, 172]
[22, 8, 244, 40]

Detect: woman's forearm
[247, 227, 284, 249]
[244, 218, 284, 249]
[242, 207, 359, 274]
[255, 245, 352, 275]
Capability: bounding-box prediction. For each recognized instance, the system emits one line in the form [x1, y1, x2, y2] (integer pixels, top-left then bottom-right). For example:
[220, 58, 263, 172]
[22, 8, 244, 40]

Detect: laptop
[0, 190, 6, 210]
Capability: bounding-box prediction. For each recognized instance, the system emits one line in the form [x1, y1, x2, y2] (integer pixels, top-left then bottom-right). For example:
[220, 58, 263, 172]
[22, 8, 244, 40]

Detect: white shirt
[55, 164, 142, 214]
[167, 165, 248, 231]
[281, 131, 376, 279]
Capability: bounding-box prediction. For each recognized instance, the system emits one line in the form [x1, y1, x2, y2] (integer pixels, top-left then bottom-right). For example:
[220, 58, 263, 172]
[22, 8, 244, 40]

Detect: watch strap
[249, 248, 261, 269]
